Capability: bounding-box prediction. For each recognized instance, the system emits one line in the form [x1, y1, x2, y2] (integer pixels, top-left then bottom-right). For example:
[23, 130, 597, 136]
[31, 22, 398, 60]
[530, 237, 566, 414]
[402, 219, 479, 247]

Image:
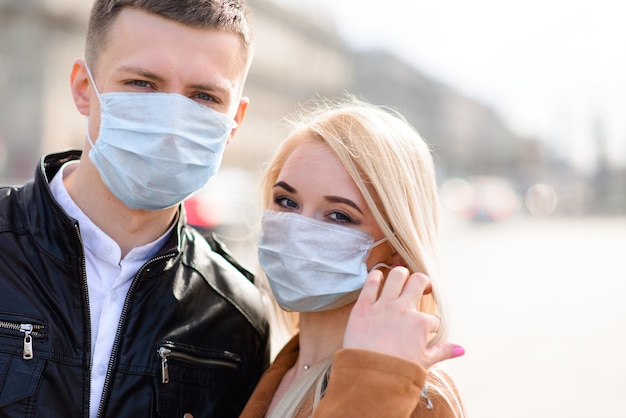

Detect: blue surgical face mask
[85, 65, 238, 210]
[258, 210, 389, 312]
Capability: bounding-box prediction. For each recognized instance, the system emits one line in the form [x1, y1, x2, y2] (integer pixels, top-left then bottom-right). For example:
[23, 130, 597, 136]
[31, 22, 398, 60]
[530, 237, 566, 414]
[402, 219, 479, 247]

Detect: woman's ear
[387, 251, 407, 268]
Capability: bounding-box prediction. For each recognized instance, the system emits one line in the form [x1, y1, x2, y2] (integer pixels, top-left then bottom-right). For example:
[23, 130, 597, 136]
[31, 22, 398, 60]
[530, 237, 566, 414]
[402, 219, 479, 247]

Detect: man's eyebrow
[117, 66, 165, 82]
[326, 196, 363, 214]
[117, 65, 229, 93]
[189, 81, 229, 94]
[273, 181, 296, 193]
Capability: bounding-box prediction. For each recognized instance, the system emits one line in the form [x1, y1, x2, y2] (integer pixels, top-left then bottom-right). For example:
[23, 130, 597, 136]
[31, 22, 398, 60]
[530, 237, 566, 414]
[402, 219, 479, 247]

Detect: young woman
[241, 97, 466, 417]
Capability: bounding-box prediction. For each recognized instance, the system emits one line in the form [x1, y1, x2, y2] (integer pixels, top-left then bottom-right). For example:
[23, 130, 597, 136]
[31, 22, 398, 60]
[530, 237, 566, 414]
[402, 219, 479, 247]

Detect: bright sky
[284, 0, 626, 171]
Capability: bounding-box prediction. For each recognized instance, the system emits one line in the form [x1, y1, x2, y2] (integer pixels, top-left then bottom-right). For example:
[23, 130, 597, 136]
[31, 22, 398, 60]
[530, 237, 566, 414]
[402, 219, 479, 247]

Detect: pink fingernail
[452, 346, 465, 358]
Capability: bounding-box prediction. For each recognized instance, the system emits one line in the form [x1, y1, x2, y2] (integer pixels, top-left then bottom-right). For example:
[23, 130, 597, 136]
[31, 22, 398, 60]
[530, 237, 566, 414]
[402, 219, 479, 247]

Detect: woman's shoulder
[413, 367, 465, 418]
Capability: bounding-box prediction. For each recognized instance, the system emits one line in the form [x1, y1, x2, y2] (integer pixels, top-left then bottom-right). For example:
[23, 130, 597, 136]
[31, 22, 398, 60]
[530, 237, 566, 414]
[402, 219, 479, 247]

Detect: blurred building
[3, 0, 618, 215]
[223, 0, 353, 169]
[349, 50, 525, 179]
[0, 0, 91, 182]
[0, 0, 525, 179]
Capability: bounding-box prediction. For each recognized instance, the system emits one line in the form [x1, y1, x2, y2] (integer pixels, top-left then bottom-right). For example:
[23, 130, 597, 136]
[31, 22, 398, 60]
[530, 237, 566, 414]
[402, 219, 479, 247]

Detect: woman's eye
[328, 211, 354, 223]
[274, 196, 298, 209]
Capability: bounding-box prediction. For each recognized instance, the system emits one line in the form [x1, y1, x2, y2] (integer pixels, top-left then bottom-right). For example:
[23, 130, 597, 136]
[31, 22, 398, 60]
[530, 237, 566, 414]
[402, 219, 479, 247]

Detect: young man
[0, 1, 269, 417]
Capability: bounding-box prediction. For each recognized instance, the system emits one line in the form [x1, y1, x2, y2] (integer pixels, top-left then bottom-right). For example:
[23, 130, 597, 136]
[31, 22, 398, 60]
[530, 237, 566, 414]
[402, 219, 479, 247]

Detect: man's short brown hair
[85, 0, 252, 71]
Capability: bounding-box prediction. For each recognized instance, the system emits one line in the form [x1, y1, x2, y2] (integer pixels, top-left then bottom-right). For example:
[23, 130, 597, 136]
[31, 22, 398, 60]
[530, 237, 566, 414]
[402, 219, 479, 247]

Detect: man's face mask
[85, 65, 238, 211]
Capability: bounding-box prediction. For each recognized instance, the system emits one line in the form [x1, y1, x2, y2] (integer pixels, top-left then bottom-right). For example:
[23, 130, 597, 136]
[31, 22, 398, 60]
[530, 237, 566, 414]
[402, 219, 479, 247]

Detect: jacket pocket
[154, 341, 243, 418]
[0, 313, 47, 409]
[0, 314, 46, 360]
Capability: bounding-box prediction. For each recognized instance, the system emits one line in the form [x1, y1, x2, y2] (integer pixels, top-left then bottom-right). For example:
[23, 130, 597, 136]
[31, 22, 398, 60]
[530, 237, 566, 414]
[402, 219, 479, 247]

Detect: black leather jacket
[0, 151, 270, 417]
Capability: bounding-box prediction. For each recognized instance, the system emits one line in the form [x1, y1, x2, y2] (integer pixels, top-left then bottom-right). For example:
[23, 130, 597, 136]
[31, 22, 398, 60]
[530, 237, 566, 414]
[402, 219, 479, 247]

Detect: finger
[426, 343, 465, 366]
[378, 266, 410, 300]
[423, 279, 433, 295]
[415, 272, 433, 295]
[355, 268, 384, 307]
[427, 314, 441, 334]
[397, 272, 431, 305]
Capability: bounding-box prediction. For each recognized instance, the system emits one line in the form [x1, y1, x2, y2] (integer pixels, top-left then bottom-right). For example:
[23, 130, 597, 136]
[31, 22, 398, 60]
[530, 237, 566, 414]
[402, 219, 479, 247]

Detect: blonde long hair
[259, 95, 465, 417]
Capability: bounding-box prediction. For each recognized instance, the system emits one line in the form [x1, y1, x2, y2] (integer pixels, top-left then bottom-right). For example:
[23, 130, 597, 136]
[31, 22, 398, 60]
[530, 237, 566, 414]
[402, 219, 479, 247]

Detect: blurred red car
[440, 176, 519, 221]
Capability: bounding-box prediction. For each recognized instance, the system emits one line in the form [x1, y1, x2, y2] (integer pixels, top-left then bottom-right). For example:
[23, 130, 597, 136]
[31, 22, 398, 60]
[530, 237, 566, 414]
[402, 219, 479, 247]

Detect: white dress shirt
[49, 162, 173, 418]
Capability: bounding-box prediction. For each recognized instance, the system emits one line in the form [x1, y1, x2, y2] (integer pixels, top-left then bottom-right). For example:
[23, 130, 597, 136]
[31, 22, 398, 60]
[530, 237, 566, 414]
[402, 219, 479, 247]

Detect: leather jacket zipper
[97, 252, 176, 418]
[0, 321, 45, 360]
[157, 344, 241, 384]
[73, 223, 93, 416]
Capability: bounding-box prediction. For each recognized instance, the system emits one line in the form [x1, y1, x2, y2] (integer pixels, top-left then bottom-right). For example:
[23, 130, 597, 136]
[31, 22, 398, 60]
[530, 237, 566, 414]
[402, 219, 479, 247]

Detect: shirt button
[110, 291, 117, 302]
[105, 246, 113, 254]
[97, 363, 107, 375]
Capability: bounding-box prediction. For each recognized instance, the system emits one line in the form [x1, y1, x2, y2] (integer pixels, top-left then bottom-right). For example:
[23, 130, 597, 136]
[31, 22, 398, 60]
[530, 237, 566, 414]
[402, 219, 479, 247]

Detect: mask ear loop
[84, 63, 102, 97]
[85, 118, 96, 148]
[368, 234, 407, 273]
[371, 236, 388, 248]
[369, 262, 392, 272]
[83, 63, 102, 148]
[368, 237, 393, 272]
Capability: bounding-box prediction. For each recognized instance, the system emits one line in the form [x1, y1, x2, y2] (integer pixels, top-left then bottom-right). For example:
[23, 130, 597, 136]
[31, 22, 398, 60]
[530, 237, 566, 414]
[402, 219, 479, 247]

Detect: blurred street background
[439, 213, 626, 417]
[1, 1, 624, 416]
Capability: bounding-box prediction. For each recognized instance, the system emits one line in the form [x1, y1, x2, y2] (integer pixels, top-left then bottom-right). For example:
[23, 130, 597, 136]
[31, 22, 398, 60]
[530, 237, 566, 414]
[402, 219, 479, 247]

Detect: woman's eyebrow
[325, 196, 363, 214]
[273, 181, 296, 193]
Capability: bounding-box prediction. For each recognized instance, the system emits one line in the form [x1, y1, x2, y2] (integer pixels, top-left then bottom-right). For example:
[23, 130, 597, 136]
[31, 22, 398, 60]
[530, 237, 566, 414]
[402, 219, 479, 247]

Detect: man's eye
[195, 92, 217, 102]
[132, 80, 151, 88]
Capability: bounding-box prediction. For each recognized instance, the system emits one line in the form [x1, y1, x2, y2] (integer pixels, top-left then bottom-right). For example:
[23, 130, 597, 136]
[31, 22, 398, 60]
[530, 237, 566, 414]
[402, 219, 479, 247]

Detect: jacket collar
[28, 150, 184, 264]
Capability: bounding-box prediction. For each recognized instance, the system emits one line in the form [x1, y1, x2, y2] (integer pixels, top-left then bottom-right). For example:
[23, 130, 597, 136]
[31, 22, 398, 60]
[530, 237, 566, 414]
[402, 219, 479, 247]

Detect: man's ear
[70, 59, 91, 116]
[226, 96, 249, 144]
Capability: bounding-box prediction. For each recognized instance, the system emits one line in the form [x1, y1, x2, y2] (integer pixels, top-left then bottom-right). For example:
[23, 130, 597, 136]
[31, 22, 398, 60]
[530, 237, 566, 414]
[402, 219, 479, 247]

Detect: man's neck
[63, 157, 178, 257]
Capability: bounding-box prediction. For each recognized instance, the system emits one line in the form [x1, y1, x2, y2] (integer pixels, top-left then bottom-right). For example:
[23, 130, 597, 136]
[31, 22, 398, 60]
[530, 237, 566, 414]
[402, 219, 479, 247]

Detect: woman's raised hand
[343, 266, 465, 370]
